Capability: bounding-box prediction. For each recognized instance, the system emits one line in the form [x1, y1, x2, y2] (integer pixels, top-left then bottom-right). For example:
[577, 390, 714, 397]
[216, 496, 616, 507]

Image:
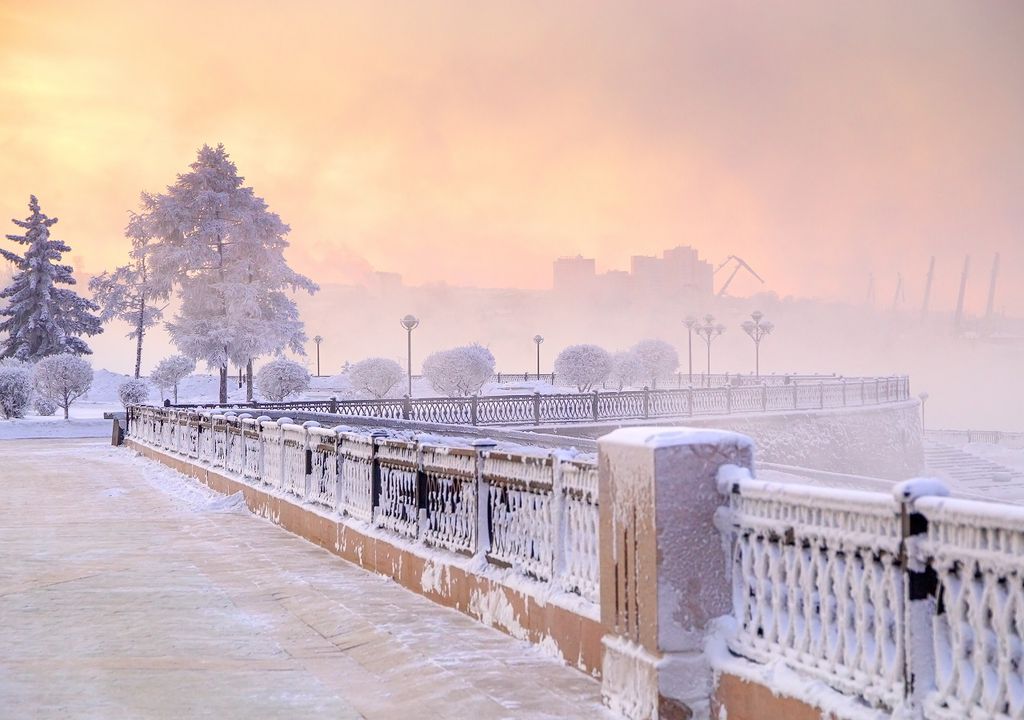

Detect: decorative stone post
[598, 427, 755, 720]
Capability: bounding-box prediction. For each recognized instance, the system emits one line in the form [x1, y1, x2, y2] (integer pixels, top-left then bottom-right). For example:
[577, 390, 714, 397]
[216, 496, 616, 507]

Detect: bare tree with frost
[553, 344, 612, 392]
[608, 350, 643, 391]
[89, 224, 164, 378]
[422, 344, 495, 397]
[348, 357, 404, 398]
[150, 354, 196, 404]
[134, 144, 318, 403]
[631, 339, 679, 389]
[255, 359, 310, 401]
[117, 378, 151, 408]
[34, 353, 93, 419]
[0, 196, 102, 360]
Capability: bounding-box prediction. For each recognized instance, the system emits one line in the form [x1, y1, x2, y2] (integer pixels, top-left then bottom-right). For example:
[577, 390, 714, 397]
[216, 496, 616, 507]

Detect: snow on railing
[719, 473, 1024, 719]
[124, 405, 601, 607]
[172, 374, 912, 428]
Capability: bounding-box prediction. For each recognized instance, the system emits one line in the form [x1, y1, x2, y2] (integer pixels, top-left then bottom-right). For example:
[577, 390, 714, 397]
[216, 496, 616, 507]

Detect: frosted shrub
[553, 344, 612, 392]
[118, 378, 150, 408]
[34, 354, 93, 419]
[348, 357, 404, 398]
[34, 396, 57, 417]
[150, 354, 195, 403]
[631, 339, 679, 389]
[422, 344, 495, 397]
[608, 350, 642, 391]
[0, 365, 33, 418]
[255, 359, 310, 401]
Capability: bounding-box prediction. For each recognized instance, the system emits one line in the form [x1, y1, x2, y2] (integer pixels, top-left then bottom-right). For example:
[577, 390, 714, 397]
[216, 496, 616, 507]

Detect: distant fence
[126, 405, 600, 605]
[925, 428, 1024, 449]
[179, 375, 911, 427]
[719, 474, 1024, 718]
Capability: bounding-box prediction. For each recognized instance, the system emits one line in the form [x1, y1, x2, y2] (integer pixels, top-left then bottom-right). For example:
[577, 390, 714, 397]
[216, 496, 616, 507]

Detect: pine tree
[137, 145, 318, 403]
[89, 223, 164, 378]
[0, 196, 102, 360]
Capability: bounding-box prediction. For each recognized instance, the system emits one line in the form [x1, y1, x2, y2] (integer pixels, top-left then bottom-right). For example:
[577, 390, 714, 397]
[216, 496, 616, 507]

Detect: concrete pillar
[598, 427, 754, 720]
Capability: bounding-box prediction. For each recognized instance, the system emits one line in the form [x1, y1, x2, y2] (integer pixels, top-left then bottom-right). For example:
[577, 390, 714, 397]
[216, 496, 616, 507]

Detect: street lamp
[533, 335, 544, 379]
[740, 311, 774, 377]
[400, 314, 420, 396]
[682, 316, 699, 384]
[918, 391, 929, 430]
[695, 314, 726, 385]
[313, 335, 323, 377]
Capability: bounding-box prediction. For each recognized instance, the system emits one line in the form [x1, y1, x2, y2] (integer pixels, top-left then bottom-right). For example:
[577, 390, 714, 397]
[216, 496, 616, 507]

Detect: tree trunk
[219, 365, 228, 404]
[173, 382, 178, 404]
[134, 299, 145, 379]
[246, 359, 253, 402]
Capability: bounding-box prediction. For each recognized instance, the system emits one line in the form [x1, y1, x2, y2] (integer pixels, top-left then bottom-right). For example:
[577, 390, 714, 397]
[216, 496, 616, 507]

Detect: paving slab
[0, 439, 612, 719]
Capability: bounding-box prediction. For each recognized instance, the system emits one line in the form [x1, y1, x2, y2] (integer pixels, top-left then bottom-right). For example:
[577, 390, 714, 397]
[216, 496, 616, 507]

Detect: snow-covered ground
[962, 442, 1024, 473]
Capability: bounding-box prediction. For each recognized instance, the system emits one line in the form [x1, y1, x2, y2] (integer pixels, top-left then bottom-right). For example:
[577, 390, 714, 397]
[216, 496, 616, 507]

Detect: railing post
[369, 430, 387, 521]
[792, 381, 799, 410]
[329, 395, 338, 413]
[551, 453, 567, 588]
[761, 382, 768, 412]
[598, 427, 755, 719]
[402, 394, 411, 420]
[592, 389, 600, 421]
[726, 385, 733, 414]
[470, 394, 479, 426]
[533, 392, 542, 425]
[472, 439, 497, 559]
[642, 386, 650, 419]
[687, 386, 694, 416]
[861, 378, 866, 405]
[842, 379, 848, 406]
[819, 381, 825, 409]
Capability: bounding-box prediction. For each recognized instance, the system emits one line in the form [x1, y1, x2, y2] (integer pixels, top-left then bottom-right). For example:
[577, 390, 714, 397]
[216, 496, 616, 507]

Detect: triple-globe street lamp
[313, 335, 323, 377]
[682, 316, 700, 384]
[533, 335, 544, 378]
[740, 311, 774, 377]
[400, 314, 420, 396]
[695, 314, 726, 384]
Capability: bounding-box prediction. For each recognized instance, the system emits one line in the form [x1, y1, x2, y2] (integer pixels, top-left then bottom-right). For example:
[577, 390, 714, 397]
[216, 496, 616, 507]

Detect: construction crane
[714, 255, 765, 297]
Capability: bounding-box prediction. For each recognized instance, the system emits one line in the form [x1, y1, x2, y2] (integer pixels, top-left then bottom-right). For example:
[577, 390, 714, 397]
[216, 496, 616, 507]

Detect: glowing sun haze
[1, 1, 1022, 311]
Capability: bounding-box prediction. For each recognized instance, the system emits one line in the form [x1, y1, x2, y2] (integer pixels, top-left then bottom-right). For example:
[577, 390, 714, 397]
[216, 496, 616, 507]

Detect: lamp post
[695, 314, 726, 384]
[533, 335, 544, 379]
[918, 391, 929, 430]
[682, 316, 699, 384]
[313, 335, 323, 377]
[740, 311, 774, 377]
[400, 314, 420, 396]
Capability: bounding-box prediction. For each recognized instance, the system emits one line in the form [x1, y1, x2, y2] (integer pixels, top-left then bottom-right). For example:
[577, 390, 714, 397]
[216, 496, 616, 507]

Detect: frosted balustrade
[212, 415, 228, 467]
[421, 445, 477, 553]
[558, 459, 600, 603]
[307, 427, 338, 509]
[338, 432, 375, 523]
[197, 415, 215, 464]
[259, 421, 285, 489]
[126, 405, 603, 608]
[375, 439, 420, 538]
[280, 423, 309, 498]
[484, 452, 557, 581]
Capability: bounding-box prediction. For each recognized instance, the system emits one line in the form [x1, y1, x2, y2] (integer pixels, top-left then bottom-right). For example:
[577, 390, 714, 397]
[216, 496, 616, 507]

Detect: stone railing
[179, 374, 911, 427]
[127, 405, 600, 605]
[925, 428, 1024, 449]
[717, 472, 1024, 719]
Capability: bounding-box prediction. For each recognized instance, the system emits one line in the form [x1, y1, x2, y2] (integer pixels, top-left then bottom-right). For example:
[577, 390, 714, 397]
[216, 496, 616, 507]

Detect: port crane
[714, 255, 765, 297]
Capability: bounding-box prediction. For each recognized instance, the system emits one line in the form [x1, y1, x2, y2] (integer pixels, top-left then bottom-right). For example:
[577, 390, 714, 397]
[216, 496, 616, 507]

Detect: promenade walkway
[0, 438, 610, 719]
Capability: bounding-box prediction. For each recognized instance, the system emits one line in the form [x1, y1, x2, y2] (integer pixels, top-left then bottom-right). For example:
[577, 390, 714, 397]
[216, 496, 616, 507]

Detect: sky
[1, 0, 1022, 315]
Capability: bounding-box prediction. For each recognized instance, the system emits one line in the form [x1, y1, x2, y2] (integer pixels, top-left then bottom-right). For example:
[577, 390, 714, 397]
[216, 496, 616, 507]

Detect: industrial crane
[714, 255, 765, 297]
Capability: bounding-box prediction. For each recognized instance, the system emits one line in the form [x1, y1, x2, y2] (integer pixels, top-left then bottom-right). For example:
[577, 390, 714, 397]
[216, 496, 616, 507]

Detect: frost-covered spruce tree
[553, 344, 612, 392]
[255, 359, 310, 401]
[89, 224, 163, 378]
[422, 344, 495, 397]
[0, 196, 102, 360]
[136, 145, 318, 403]
[348, 357, 404, 399]
[34, 353, 93, 419]
[150, 354, 195, 404]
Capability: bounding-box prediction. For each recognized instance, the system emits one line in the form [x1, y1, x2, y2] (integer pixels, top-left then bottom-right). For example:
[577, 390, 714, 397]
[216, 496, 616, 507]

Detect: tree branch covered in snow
[553, 344, 612, 392]
[631, 339, 679, 389]
[118, 378, 151, 408]
[34, 354, 93, 419]
[422, 344, 495, 397]
[150, 355, 196, 404]
[608, 350, 642, 391]
[348, 357, 404, 398]
[255, 359, 310, 401]
[0, 363, 33, 418]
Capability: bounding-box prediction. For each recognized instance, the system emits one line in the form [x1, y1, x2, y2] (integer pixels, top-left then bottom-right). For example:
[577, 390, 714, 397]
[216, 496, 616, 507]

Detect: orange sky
[1, 1, 1022, 314]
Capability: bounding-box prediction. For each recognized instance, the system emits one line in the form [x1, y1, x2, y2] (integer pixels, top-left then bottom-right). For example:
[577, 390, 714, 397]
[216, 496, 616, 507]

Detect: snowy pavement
[0, 438, 612, 720]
